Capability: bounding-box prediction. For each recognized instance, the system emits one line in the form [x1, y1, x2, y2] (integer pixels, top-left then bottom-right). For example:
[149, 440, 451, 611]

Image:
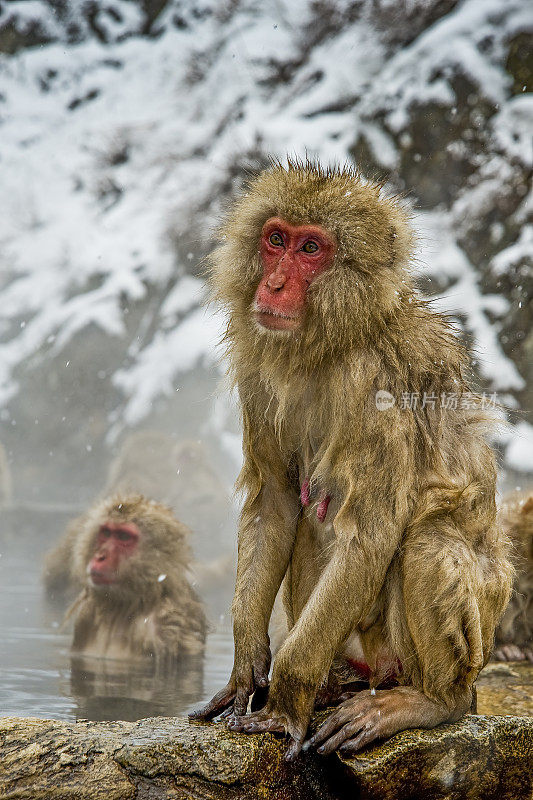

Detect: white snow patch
[506, 423, 533, 473]
[0, 0, 530, 471]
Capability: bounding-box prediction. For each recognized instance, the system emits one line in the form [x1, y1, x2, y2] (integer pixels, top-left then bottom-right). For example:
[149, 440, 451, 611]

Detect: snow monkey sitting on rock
[493, 491, 533, 662]
[190, 159, 513, 760]
[46, 494, 206, 663]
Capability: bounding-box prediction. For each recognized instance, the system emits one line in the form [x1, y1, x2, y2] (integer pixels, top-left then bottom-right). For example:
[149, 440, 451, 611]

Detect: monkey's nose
[267, 272, 287, 291]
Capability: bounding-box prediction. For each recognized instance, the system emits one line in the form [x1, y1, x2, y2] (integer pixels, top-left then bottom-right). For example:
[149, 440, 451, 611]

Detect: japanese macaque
[190, 160, 513, 760]
[47, 494, 206, 663]
[493, 491, 533, 662]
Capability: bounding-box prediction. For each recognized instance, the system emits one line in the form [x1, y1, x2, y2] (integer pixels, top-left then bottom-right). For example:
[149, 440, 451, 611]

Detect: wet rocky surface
[477, 660, 533, 717]
[1, 664, 532, 800]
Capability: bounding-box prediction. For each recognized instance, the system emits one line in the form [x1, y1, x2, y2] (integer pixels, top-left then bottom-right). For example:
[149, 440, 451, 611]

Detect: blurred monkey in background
[493, 491, 533, 662]
[44, 433, 235, 614]
[46, 494, 206, 663]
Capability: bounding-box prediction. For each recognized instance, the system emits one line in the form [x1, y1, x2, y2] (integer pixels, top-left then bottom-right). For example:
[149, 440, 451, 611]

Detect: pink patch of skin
[347, 657, 402, 687]
[317, 494, 331, 522]
[347, 659, 372, 681]
[300, 479, 332, 522]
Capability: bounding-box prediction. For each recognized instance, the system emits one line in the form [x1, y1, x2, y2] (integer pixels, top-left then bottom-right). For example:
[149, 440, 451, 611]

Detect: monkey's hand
[304, 686, 449, 756]
[493, 643, 533, 662]
[228, 676, 315, 762]
[189, 637, 271, 721]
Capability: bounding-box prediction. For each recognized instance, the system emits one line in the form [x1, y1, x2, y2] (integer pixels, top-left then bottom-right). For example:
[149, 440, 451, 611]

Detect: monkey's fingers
[253, 657, 270, 688]
[304, 703, 366, 751]
[189, 685, 236, 721]
[227, 713, 254, 731]
[338, 720, 381, 756]
[228, 708, 283, 734]
[285, 734, 306, 763]
[316, 718, 369, 755]
[234, 681, 255, 717]
[238, 717, 285, 735]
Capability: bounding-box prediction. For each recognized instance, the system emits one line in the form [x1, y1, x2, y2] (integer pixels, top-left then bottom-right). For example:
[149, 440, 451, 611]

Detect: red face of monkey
[254, 217, 336, 331]
[88, 521, 140, 586]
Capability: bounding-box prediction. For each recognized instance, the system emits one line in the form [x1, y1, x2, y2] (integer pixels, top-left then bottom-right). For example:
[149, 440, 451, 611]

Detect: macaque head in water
[72, 495, 191, 605]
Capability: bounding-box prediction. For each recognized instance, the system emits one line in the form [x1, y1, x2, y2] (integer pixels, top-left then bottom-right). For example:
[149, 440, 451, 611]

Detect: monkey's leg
[285, 515, 331, 624]
[309, 521, 512, 755]
[286, 517, 363, 710]
[190, 479, 299, 721]
[229, 498, 406, 760]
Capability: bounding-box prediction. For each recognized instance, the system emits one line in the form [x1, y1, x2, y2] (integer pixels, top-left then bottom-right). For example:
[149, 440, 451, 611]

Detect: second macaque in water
[47, 494, 206, 664]
[191, 160, 513, 760]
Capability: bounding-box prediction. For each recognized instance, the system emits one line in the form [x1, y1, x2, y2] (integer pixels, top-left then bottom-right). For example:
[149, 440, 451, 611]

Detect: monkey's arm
[229, 496, 405, 758]
[190, 472, 300, 720]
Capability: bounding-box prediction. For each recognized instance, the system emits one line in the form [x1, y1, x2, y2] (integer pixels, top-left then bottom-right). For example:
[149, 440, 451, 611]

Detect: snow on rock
[112, 306, 224, 429]
[0, 0, 531, 482]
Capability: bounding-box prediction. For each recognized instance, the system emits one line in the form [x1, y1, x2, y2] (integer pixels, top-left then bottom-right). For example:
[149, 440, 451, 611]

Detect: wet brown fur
[205, 159, 513, 740]
[494, 491, 533, 661]
[50, 494, 206, 663]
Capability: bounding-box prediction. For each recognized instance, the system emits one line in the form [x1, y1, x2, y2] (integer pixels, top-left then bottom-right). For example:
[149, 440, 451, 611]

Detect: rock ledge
[0, 714, 532, 799]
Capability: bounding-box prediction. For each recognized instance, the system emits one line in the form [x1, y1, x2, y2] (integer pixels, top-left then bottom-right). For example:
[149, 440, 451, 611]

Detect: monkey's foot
[228, 708, 307, 762]
[493, 644, 533, 662]
[304, 686, 448, 756]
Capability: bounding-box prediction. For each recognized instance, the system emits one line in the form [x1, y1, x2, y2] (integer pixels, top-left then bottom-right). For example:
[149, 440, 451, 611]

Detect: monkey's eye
[269, 232, 284, 247]
[116, 530, 134, 542]
[302, 240, 319, 254]
[100, 528, 111, 538]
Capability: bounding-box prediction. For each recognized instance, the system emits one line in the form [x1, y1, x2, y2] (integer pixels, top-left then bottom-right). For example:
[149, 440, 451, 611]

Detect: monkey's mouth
[89, 569, 116, 586]
[254, 307, 301, 331]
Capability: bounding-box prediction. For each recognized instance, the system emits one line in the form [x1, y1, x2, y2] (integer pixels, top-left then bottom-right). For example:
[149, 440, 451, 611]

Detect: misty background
[0, 0, 531, 720]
